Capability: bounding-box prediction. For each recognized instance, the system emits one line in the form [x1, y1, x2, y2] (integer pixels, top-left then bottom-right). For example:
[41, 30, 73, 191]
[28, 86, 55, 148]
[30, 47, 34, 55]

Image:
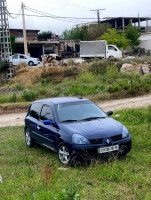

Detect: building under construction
[101, 17, 151, 31]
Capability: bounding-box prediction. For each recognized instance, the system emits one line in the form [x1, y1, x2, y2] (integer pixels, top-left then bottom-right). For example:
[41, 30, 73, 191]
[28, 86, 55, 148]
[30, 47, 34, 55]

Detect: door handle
[37, 125, 40, 130]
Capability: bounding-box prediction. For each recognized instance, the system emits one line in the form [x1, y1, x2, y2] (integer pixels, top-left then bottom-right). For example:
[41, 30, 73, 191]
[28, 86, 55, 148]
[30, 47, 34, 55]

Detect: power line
[8, 11, 92, 24]
[25, 7, 96, 19]
[7, 7, 21, 19]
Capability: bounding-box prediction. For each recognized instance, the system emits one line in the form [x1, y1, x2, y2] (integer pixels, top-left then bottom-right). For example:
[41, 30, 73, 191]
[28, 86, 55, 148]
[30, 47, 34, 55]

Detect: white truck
[80, 40, 122, 59]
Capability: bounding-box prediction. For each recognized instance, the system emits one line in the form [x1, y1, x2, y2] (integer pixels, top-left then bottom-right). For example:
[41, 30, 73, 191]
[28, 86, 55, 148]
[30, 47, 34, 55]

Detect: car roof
[33, 97, 89, 105]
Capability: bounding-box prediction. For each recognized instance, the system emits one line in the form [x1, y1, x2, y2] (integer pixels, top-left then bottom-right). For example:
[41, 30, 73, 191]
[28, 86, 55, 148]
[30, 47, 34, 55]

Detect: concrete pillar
[138, 18, 141, 28]
[122, 18, 125, 31]
[146, 19, 149, 31]
[115, 20, 117, 28]
[42, 44, 45, 55]
[131, 18, 133, 24]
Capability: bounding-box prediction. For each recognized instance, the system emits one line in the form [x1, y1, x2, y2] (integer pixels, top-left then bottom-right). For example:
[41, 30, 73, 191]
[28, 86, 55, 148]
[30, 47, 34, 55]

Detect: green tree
[10, 35, 15, 55]
[61, 23, 110, 41]
[98, 29, 131, 50]
[38, 31, 53, 40]
[62, 26, 83, 40]
[125, 22, 141, 47]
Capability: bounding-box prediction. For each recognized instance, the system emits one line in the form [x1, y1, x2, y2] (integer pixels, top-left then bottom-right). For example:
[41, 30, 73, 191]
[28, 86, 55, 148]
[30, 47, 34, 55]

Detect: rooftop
[35, 97, 88, 104]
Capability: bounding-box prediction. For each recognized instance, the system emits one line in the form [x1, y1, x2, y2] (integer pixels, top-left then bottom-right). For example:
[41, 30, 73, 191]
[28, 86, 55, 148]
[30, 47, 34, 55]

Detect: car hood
[61, 118, 123, 140]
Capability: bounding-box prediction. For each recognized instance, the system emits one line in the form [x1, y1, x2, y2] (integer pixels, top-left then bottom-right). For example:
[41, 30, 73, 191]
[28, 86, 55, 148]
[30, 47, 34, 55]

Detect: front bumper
[72, 136, 132, 157]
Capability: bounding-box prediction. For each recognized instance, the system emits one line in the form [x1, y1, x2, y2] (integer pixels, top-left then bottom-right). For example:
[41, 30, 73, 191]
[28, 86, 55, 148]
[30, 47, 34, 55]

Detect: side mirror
[107, 111, 113, 117]
[43, 120, 54, 125]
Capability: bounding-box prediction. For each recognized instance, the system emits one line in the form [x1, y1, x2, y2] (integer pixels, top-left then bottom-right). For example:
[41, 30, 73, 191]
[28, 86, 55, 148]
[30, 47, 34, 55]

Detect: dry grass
[13, 64, 88, 85]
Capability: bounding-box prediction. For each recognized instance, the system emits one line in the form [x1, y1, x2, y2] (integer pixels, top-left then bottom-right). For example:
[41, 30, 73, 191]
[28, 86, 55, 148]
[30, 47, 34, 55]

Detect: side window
[20, 55, 27, 59]
[30, 103, 42, 120]
[40, 105, 54, 121]
[12, 55, 18, 59]
[108, 46, 116, 51]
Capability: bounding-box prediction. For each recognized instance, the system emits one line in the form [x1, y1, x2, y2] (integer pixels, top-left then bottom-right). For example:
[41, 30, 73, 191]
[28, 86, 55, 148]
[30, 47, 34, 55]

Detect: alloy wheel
[58, 145, 70, 165]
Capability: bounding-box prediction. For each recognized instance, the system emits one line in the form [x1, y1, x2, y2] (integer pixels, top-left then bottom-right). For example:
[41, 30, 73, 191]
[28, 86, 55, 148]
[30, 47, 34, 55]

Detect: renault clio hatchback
[24, 97, 132, 165]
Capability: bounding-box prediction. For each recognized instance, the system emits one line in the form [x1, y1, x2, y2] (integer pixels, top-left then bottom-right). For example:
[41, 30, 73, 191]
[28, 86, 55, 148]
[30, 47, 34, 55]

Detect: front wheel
[28, 61, 34, 66]
[108, 56, 114, 60]
[25, 129, 35, 147]
[57, 143, 71, 165]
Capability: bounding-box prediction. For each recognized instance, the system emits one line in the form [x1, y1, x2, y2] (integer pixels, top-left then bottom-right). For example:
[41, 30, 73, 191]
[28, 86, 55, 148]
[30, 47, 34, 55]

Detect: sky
[7, 0, 151, 35]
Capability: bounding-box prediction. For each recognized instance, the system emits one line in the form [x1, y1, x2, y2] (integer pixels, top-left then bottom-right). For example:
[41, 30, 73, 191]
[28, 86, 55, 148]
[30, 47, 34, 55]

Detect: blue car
[24, 97, 132, 165]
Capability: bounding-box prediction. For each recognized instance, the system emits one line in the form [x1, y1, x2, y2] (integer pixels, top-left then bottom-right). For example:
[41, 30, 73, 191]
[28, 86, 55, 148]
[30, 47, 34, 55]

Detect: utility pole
[21, 2, 28, 55]
[90, 9, 106, 24]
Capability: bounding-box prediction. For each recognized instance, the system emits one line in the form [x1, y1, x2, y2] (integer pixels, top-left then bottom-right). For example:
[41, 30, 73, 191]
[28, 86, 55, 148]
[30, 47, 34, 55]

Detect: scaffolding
[0, 0, 12, 61]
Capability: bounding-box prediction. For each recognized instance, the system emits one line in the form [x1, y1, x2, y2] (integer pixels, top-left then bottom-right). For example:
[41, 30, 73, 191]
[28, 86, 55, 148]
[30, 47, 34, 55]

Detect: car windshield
[55, 101, 107, 123]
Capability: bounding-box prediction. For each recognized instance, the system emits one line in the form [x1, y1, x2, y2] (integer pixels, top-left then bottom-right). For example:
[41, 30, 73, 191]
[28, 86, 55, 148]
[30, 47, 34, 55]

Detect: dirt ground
[0, 94, 151, 128]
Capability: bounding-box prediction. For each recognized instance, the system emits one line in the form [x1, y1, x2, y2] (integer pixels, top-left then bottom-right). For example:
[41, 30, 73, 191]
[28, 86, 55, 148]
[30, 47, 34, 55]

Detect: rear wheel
[58, 143, 70, 165]
[25, 129, 35, 147]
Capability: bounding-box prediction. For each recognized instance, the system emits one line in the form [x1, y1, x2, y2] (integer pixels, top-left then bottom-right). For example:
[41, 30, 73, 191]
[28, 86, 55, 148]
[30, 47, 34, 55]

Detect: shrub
[107, 84, 122, 93]
[10, 93, 17, 103]
[144, 84, 150, 92]
[89, 60, 107, 75]
[15, 84, 24, 91]
[41, 78, 51, 85]
[22, 90, 37, 101]
[105, 65, 119, 84]
[78, 72, 95, 83]
[39, 88, 47, 96]
[0, 61, 10, 73]
[52, 90, 60, 97]
[64, 67, 78, 77]
[117, 80, 129, 90]
[128, 81, 140, 95]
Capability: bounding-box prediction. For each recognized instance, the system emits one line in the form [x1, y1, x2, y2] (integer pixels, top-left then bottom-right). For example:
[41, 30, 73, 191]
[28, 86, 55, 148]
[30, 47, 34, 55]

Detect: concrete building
[10, 29, 80, 59]
[101, 17, 151, 31]
[10, 29, 59, 60]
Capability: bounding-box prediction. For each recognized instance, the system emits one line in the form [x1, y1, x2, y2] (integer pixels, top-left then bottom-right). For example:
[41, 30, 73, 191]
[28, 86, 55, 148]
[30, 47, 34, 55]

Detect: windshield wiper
[60, 119, 78, 123]
[81, 117, 106, 121]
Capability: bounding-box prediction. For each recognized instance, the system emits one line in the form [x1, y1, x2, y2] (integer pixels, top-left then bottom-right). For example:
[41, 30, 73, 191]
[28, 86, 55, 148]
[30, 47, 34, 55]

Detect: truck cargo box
[80, 40, 107, 58]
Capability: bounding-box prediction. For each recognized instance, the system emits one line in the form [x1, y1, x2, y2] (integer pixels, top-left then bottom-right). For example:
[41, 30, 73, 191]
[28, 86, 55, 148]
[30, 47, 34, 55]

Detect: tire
[28, 61, 34, 66]
[57, 143, 71, 165]
[109, 56, 114, 60]
[25, 129, 35, 147]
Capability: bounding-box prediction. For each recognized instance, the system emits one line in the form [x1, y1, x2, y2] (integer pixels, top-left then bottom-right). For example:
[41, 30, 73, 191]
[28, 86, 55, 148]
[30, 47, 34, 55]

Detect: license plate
[98, 145, 119, 154]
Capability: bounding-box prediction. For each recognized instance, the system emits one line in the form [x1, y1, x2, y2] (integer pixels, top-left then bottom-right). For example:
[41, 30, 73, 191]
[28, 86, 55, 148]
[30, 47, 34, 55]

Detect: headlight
[122, 125, 129, 138]
[72, 134, 90, 145]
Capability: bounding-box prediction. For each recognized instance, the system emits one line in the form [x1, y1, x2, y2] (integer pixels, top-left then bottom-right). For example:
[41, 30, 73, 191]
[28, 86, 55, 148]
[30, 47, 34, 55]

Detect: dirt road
[0, 94, 151, 128]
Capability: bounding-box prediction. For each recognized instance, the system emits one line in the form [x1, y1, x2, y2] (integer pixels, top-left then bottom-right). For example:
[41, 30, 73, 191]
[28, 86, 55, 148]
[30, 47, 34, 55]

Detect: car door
[26, 102, 43, 143]
[38, 104, 58, 150]
[19, 55, 28, 64]
[12, 55, 20, 65]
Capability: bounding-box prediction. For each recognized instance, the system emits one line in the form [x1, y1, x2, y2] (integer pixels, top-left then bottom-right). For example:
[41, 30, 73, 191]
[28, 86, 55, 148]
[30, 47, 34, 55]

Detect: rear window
[29, 103, 43, 120]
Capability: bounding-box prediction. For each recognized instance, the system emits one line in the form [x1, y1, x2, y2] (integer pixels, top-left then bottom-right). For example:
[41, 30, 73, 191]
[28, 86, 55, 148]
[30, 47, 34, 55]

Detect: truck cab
[106, 45, 122, 59]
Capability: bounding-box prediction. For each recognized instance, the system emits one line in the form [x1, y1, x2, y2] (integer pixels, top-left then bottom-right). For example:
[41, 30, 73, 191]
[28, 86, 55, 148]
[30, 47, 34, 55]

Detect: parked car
[24, 97, 132, 165]
[9, 54, 40, 66]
